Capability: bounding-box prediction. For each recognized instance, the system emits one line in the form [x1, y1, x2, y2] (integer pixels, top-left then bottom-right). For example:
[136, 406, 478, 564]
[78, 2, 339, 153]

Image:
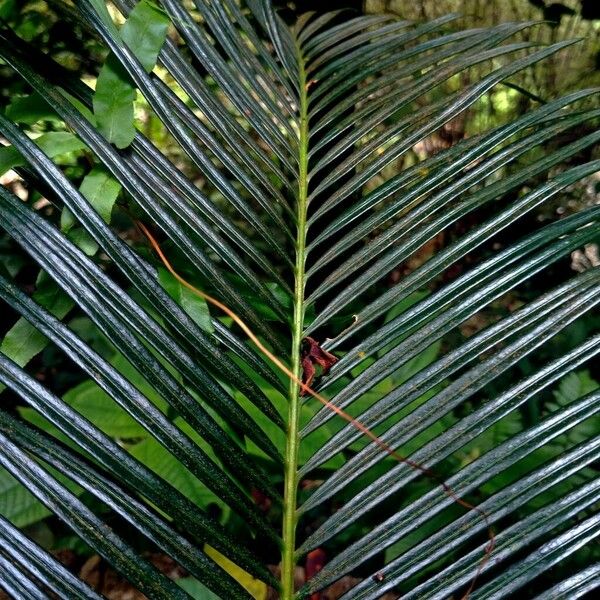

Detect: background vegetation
[0, 0, 599, 598]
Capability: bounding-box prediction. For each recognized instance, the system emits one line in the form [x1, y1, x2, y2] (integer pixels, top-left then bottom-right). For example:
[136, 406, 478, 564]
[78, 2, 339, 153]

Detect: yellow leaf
[204, 545, 268, 600]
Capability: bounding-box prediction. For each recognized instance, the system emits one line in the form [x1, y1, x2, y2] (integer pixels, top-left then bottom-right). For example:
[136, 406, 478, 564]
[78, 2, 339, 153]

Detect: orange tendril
[138, 221, 495, 599]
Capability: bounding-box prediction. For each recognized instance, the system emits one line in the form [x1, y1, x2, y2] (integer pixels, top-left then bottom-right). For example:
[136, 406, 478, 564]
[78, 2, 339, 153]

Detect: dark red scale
[300, 337, 338, 394]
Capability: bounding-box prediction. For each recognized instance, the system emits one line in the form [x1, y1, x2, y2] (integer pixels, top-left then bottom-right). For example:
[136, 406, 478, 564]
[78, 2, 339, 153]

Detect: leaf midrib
[280, 35, 310, 600]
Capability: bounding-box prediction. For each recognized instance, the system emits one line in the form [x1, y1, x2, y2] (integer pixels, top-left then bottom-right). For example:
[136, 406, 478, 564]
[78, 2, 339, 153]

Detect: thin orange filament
[138, 221, 495, 599]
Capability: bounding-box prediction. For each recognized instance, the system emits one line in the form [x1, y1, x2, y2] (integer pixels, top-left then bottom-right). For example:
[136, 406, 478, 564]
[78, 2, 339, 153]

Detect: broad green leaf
[87, 0, 120, 38]
[551, 370, 599, 407]
[60, 90, 97, 126]
[65, 228, 100, 257]
[120, 0, 171, 72]
[158, 268, 214, 333]
[61, 379, 147, 438]
[55, 352, 169, 439]
[93, 57, 137, 148]
[128, 435, 225, 513]
[4, 93, 60, 125]
[0, 0, 16, 20]
[61, 166, 121, 253]
[0, 439, 83, 528]
[0, 132, 87, 175]
[61, 166, 121, 231]
[388, 339, 442, 386]
[383, 289, 430, 325]
[176, 578, 222, 599]
[0, 272, 74, 376]
[93, 0, 170, 148]
[0, 467, 51, 527]
[0, 251, 25, 278]
[383, 506, 460, 563]
[17, 407, 78, 451]
[4, 91, 96, 126]
[109, 352, 169, 412]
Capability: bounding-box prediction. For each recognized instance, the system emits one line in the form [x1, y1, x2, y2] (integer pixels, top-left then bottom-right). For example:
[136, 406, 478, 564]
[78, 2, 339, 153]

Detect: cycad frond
[0, 1, 598, 598]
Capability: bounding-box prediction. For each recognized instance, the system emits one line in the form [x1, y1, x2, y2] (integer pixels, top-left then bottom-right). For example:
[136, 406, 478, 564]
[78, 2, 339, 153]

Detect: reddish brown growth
[251, 488, 272, 513]
[372, 572, 385, 583]
[300, 337, 338, 394]
[306, 548, 327, 600]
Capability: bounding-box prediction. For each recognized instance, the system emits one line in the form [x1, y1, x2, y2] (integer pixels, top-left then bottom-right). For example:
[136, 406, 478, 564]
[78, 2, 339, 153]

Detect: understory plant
[0, 1, 599, 599]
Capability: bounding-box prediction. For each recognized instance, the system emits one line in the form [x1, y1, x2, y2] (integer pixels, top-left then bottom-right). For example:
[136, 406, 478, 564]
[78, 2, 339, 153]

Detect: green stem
[281, 46, 309, 600]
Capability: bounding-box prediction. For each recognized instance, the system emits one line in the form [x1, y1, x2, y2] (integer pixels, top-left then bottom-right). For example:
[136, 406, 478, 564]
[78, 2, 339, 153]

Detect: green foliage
[0, 0, 16, 20]
[128, 432, 227, 517]
[0, 132, 87, 174]
[0, 274, 74, 392]
[61, 166, 120, 229]
[93, 59, 136, 148]
[546, 370, 600, 451]
[93, 0, 170, 148]
[158, 268, 214, 333]
[4, 92, 61, 125]
[0, 350, 230, 530]
[0, 468, 52, 527]
[0, 162, 121, 392]
[552, 369, 600, 408]
[177, 577, 223, 600]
